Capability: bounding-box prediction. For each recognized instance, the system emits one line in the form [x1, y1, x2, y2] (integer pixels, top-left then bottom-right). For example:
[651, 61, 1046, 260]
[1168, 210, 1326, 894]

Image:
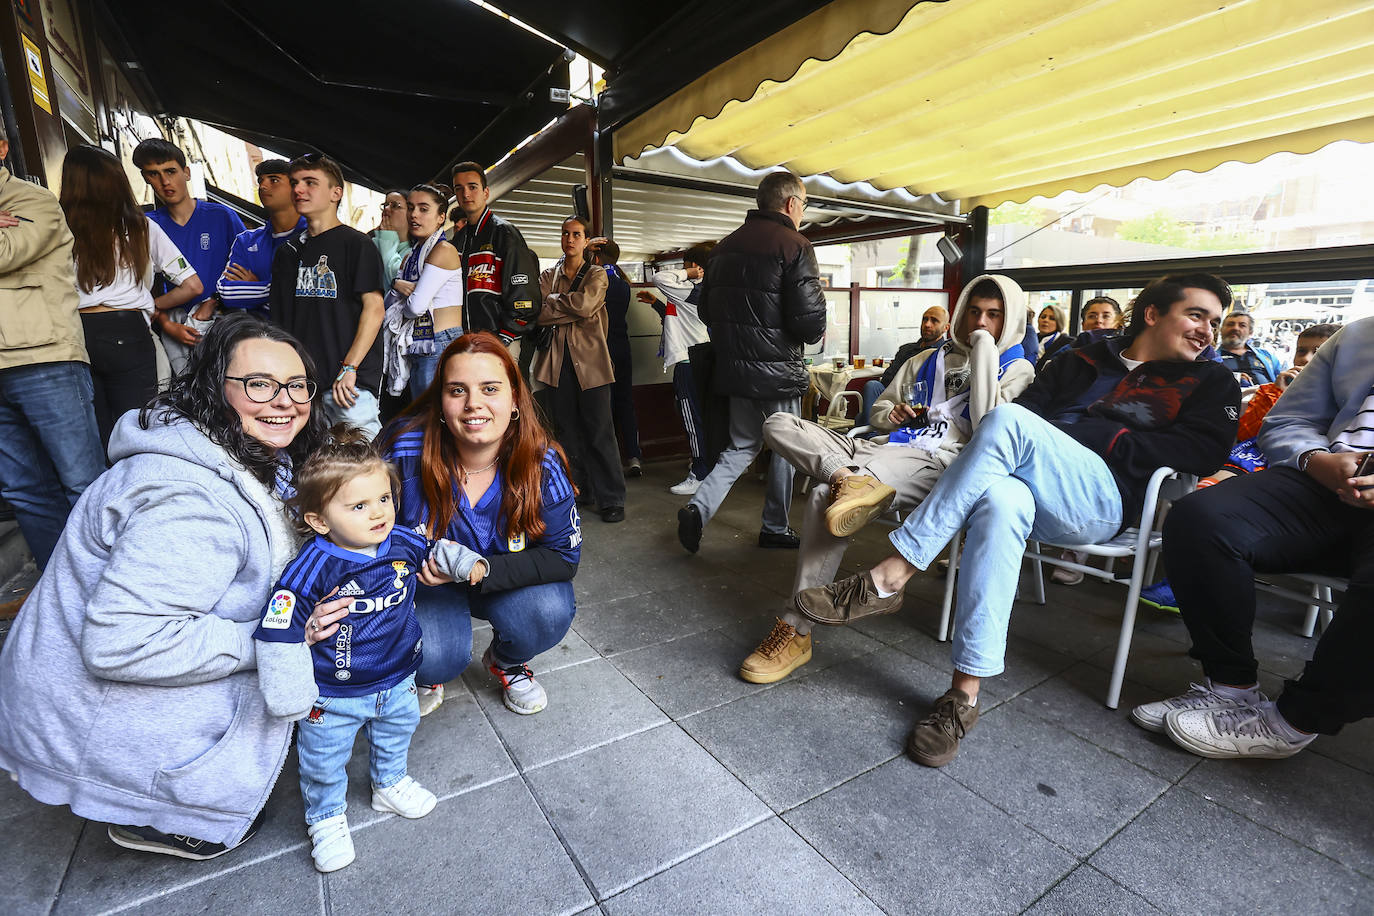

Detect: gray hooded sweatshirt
[0, 412, 301, 845]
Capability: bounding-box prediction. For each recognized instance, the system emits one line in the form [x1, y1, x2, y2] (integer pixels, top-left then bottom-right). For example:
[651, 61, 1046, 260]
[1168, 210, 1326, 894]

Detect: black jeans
[1164, 467, 1374, 734]
[80, 310, 157, 453]
[551, 348, 626, 509]
[607, 336, 640, 460]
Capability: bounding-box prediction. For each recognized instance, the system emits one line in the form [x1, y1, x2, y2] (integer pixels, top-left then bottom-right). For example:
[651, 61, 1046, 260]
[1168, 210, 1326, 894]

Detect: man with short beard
[1218, 310, 1281, 386]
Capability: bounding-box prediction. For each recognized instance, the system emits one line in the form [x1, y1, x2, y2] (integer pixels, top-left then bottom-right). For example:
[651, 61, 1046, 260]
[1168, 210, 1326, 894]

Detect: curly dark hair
[140, 312, 329, 487]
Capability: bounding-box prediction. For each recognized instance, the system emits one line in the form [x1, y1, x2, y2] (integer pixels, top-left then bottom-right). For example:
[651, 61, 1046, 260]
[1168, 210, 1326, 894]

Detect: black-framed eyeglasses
[225, 375, 318, 404]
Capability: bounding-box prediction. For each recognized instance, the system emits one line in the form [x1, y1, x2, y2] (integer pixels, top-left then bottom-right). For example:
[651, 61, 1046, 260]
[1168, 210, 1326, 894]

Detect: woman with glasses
[0, 313, 345, 862]
[382, 183, 464, 398]
[59, 145, 205, 452]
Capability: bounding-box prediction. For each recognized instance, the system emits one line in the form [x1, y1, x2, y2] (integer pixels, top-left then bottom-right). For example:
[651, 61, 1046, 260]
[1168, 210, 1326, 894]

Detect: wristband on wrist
[335, 364, 357, 383]
[1297, 448, 1326, 473]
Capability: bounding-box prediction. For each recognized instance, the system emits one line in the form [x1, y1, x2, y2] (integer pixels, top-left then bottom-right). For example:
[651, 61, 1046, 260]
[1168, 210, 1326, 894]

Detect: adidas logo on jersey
[337, 579, 366, 597]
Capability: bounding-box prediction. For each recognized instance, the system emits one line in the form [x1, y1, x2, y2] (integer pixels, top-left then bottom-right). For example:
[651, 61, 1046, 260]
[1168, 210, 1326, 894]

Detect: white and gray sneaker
[669, 473, 701, 496]
[371, 775, 437, 818]
[483, 646, 547, 715]
[1129, 679, 1263, 733]
[1165, 700, 1316, 760]
[308, 815, 355, 873]
[417, 684, 444, 717]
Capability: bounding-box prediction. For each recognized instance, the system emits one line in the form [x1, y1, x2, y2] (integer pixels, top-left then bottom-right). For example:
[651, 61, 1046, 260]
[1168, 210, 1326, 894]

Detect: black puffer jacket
[699, 209, 827, 400]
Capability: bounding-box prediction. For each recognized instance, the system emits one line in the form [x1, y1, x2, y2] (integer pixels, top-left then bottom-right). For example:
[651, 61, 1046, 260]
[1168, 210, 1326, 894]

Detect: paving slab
[468, 658, 668, 770]
[681, 646, 954, 811]
[327, 776, 592, 916]
[148, 855, 322, 916]
[1181, 750, 1374, 877]
[2, 805, 83, 916]
[54, 756, 311, 916]
[1309, 715, 1374, 776]
[892, 630, 1078, 708]
[526, 723, 770, 898]
[1013, 662, 1199, 782]
[784, 758, 1076, 914]
[943, 703, 1170, 856]
[1083, 627, 1291, 700]
[1090, 785, 1374, 914]
[569, 574, 773, 657]
[601, 817, 880, 915]
[1005, 597, 1123, 661]
[1024, 865, 1164, 915]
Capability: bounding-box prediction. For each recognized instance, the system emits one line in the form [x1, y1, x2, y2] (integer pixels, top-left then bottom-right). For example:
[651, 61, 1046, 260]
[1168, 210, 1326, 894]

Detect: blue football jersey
[148, 199, 245, 306]
[253, 527, 429, 697]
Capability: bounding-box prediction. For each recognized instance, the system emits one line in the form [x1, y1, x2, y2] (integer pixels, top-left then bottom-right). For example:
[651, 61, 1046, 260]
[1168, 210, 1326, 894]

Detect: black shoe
[678, 504, 703, 554]
[758, 528, 801, 549]
[601, 506, 625, 523]
[626, 458, 643, 478]
[107, 808, 265, 860]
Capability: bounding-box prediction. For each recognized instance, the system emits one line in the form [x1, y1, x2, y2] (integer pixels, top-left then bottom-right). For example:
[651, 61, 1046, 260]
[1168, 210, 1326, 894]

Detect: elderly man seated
[791, 273, 1239, 767]
[1133, 315, 1374, 759]
[738, 275, 1033, 684]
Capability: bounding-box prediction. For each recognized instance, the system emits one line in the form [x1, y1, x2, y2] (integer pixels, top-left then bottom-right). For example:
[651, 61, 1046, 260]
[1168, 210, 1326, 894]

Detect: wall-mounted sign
[21, 33, 53, 114]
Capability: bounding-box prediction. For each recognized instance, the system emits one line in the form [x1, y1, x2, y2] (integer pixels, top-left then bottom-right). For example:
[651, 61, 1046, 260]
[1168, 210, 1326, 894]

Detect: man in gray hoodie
[738, 275, 1033, 684]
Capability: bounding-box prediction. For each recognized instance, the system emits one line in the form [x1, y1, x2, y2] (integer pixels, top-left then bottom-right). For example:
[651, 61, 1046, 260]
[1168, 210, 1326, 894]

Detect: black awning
[492, 0, 831, 128]
[100, 0, 570, 190]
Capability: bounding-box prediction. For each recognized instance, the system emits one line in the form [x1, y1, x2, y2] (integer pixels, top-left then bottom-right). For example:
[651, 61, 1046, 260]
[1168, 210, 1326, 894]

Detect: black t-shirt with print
[269, 225, 385, 395]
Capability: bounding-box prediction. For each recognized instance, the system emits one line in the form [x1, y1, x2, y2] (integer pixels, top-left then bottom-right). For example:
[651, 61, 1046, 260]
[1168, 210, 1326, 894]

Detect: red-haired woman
[382, 331, 579, 717]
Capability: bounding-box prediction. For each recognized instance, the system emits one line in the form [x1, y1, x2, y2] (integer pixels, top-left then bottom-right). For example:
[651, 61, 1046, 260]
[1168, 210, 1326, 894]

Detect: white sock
[872, 577, 898, 598]
[1263, 702, 1315, 743]
[1209, 679, 1261, 701]
[967, 693, 978, 707]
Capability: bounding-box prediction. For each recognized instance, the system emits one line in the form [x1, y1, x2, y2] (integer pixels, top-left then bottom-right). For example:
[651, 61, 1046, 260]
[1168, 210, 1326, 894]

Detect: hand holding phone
[1355, 452, 1374, 490]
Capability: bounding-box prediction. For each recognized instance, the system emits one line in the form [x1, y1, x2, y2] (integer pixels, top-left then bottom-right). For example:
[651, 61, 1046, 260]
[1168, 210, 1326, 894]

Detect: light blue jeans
[322, 389, 382, 441]
[296, 674, 418, 824]
[413, 580, 576, 685]
[408, 326, 464, 400]
[888, 404, 1122, 677]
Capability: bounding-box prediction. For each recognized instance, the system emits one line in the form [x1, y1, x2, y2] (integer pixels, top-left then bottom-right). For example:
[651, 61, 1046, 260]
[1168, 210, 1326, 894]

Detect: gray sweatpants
[689, 396, 800, 535]
[762, 412, 950, 597]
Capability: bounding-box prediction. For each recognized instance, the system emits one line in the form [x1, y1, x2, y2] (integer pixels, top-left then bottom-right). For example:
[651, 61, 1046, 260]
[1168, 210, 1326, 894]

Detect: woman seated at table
[382, 331, 580, 717]
[0, 314, 338, 859]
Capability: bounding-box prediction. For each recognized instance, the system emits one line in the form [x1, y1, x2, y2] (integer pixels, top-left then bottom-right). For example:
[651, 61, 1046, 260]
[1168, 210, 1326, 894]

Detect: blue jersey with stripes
[217, 217, 307, 314]
[253, 527, 429, 697]
[386, 431, 581, 566]
[147, 199, 244, 306]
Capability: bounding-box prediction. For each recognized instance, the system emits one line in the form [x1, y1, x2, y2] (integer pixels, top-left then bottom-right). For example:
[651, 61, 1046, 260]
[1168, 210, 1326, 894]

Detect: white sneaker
[371, 775, 437, 818]
[1130, 679, 1262, 734]
[417, 684, 444, 717]
[308, 815, 355, 873]
[483, 646, 547, 715]
[669, 473, 701, 496]
[1050, 550, 1087, 585]
[1165, 701, 1316, 759]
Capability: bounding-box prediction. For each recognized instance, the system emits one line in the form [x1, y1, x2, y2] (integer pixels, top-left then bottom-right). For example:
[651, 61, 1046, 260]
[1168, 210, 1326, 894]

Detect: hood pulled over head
[947, 273, 1028, 355]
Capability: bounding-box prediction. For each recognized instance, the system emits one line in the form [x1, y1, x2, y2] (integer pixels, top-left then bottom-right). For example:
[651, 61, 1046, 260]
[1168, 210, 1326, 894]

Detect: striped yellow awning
[617, 0, 1374, 209]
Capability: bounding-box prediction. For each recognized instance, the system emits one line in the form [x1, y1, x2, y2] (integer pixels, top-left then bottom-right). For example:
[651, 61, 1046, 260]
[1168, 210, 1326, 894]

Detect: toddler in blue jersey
[253, 430, 486, 873]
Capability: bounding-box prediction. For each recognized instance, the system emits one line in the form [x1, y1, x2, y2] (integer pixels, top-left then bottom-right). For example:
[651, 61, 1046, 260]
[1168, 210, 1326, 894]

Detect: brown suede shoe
[825, 475, 897, 537]
[907, 688, 979, 767]
[793, 571, 903, 626]
[739, 618, 813, 684]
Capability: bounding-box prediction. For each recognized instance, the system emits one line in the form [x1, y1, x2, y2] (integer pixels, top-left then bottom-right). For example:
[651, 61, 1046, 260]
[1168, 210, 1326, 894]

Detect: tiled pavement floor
[3, 460, 1372, 914]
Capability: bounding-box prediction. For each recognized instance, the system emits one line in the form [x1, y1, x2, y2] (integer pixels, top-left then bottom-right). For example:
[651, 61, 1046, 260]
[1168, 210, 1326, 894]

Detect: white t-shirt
[74, 218, 197, 318]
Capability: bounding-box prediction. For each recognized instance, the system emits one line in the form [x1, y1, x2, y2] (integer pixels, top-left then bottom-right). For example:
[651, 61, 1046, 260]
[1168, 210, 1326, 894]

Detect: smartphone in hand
[1356, 452, 1374, 490]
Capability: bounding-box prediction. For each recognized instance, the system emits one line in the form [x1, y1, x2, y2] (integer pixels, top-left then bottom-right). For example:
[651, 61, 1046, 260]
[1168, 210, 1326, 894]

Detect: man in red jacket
[792, 273, 1240, 767]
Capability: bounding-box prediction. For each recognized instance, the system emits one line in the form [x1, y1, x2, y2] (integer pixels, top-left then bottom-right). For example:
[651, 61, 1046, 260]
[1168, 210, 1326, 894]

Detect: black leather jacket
[454, 208, 541, 342]
[699, 209, 827, 400]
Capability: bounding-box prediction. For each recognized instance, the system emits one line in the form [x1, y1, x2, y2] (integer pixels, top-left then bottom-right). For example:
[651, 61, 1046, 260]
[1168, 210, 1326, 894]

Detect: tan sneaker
[825, 475, 897, 537]
[907, 688, 979, 767]
[739, 618, 813, 684]
[794, 571, 903, 626]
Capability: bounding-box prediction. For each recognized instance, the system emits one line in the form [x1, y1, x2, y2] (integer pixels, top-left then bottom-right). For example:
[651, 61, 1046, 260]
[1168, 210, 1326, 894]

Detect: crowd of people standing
[0, 128, 1369, 876]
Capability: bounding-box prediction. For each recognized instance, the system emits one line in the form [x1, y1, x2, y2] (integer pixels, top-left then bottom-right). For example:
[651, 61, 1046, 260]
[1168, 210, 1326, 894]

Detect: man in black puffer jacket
[678, 170, 827, 554]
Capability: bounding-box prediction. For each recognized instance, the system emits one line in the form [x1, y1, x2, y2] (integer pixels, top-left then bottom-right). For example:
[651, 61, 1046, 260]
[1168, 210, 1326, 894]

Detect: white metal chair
[938, 465, 1196, 710]
[1255, 573, 1344, 638]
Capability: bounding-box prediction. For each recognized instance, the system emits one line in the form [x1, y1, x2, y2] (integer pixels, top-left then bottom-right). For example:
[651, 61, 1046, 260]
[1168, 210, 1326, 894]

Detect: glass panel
[808, 289, 852, 362]
[988, 141, 1374, 268]
[856, 289, 950, 360]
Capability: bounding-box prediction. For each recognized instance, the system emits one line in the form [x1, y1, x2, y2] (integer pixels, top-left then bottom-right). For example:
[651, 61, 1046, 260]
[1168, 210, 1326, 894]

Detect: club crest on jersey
[391, 561, 410, 589]
[262, 589, 295, 629]
[508, 532, 525, 552]
[199, 232, 210, 250]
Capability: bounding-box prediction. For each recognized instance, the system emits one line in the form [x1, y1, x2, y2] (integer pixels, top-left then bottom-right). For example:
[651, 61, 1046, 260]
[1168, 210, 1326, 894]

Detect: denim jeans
[408, 326, 463, 400]
[296, 674, 418, 824]
[859, 378, 884, 428]
[0, 361, 106, 568]
[413, 580, 576, 685]
[322, 389, 382, 441]
[690, 396, 800, 535]
[888, 404, 1122, 677]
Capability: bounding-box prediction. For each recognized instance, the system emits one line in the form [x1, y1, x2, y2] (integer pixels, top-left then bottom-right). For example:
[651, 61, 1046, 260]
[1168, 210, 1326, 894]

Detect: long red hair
[384, 332, 571, 542]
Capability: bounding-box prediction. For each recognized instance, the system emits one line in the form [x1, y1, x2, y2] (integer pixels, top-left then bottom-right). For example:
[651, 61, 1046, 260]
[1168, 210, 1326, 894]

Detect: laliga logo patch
[391, 561, 410, 590]
[508, 532, 525, 552]
[262, 589, 295, 629]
